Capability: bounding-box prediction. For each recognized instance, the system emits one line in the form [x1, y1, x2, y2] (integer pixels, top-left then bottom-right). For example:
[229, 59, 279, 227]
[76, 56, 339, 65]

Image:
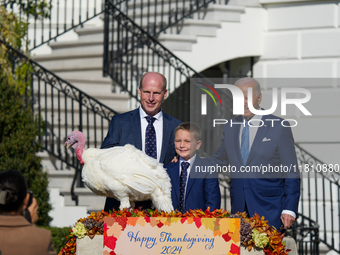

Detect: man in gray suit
[101, 72, 182, 211]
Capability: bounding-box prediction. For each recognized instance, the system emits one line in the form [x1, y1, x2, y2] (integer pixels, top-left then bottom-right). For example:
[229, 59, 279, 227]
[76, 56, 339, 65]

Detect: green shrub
[42, 226, 71, 253]
[0, 5, 52, 226]
[0, 71, 52, 226]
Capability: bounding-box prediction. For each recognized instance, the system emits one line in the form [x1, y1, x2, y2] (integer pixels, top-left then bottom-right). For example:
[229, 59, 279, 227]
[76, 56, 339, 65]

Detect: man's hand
[27, 197, 39, 224]
[171, 155, 179, 163]
[281, 213, 295, 229]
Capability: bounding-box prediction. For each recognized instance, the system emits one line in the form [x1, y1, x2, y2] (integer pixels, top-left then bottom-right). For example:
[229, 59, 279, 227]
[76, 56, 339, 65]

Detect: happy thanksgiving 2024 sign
[104, 217, 240, 255]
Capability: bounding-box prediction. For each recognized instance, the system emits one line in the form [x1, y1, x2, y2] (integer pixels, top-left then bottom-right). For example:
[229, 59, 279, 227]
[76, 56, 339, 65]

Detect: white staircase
[33, 26, 130, 114]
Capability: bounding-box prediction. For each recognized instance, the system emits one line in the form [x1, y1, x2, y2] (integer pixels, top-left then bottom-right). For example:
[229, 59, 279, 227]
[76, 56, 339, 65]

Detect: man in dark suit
[214, 77, 300, 230]
[165, 122, 221, 212]
[101, 72, 182, 211]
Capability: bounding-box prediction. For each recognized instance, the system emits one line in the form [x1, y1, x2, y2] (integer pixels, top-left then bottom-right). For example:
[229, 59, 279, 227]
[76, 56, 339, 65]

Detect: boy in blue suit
[164, 122, 221, 213]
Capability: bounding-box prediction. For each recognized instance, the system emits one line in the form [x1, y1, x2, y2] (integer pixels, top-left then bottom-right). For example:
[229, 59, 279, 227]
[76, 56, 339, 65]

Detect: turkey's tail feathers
[151, 163, 174, 213]
[151, 187, 174, 213]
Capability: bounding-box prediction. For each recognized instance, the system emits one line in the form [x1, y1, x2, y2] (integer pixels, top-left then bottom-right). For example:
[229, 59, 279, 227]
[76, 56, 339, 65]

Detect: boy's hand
[171, 155, 179, 163]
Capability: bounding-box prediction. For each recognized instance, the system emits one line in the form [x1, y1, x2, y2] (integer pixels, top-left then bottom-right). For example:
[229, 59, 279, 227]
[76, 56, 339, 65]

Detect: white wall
[254, 1, 340, 164]
[174, 7, 265, 73]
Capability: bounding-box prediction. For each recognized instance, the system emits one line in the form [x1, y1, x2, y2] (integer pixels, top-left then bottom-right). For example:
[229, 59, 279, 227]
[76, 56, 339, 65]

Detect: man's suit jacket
[214, 114, 300, 230]
[165, 156, 221, 212]
[0, 215, 55, 255]
[101, 108, 182, 211]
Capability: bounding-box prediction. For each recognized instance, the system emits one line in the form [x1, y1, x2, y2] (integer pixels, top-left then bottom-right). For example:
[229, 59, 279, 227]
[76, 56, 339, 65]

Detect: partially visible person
[0, 170, 56, 255]
[214, 77, 300, 230]
[164, 122, 221, 213]
[101, 72, 182, 212]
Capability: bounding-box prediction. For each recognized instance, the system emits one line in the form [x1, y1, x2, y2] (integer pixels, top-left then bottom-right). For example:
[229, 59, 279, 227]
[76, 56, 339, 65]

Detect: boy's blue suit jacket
[101, 108, 182, 211]
[214, 114, 300, 230]
[165, 156, 221, 212]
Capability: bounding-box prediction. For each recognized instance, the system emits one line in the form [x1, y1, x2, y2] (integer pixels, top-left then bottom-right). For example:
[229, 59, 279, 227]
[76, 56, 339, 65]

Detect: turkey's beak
[64, 141, 71, 149]
[64, 136, 77, 149]
[64, 138, 73, 149]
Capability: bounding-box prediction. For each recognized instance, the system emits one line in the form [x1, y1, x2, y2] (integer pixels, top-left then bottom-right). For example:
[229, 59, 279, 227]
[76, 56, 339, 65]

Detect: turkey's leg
[119, 197, 131, 210]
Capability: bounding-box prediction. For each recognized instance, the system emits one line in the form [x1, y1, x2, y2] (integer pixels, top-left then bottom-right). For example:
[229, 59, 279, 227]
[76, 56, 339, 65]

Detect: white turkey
[64, 130, 173, 212]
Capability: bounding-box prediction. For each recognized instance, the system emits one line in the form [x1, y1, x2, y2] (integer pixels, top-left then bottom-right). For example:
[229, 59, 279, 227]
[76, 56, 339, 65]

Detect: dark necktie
[145, 116, 157, 159]
[180, 161, 190, 213]
[240, 121, 249, 165]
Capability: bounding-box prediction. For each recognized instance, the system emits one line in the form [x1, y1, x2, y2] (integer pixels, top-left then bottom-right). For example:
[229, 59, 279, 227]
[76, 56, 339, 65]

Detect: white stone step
[47, 169, 75, 189]
[66, 81, 120, 96]
[119, 2, 245, 23]
[32, 85, 129, 111]
[49, 188, 89, 227]
[37, 151, 58, 171]
[60, 187, 106, 208]
[35, 53, 163, 74]
[204, 4, 245, 22]
[122, 4, 245, 25]
[48, 39, 103, 54]
[179, 19, 222, 37]
[33, 49, 103, 61]
[158, 34, 197, 51]
[48, 70, 109, 82]
[32, 100, 127, 119]
[74, 26, 104, 42]
[64, 75, 113, 84]
[31, 85, 130, 113]
[57, 81, 111, 94]
[35, 56, 103, 72]
[122, 0, 208, 8]
[35, 49, 170, 76]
